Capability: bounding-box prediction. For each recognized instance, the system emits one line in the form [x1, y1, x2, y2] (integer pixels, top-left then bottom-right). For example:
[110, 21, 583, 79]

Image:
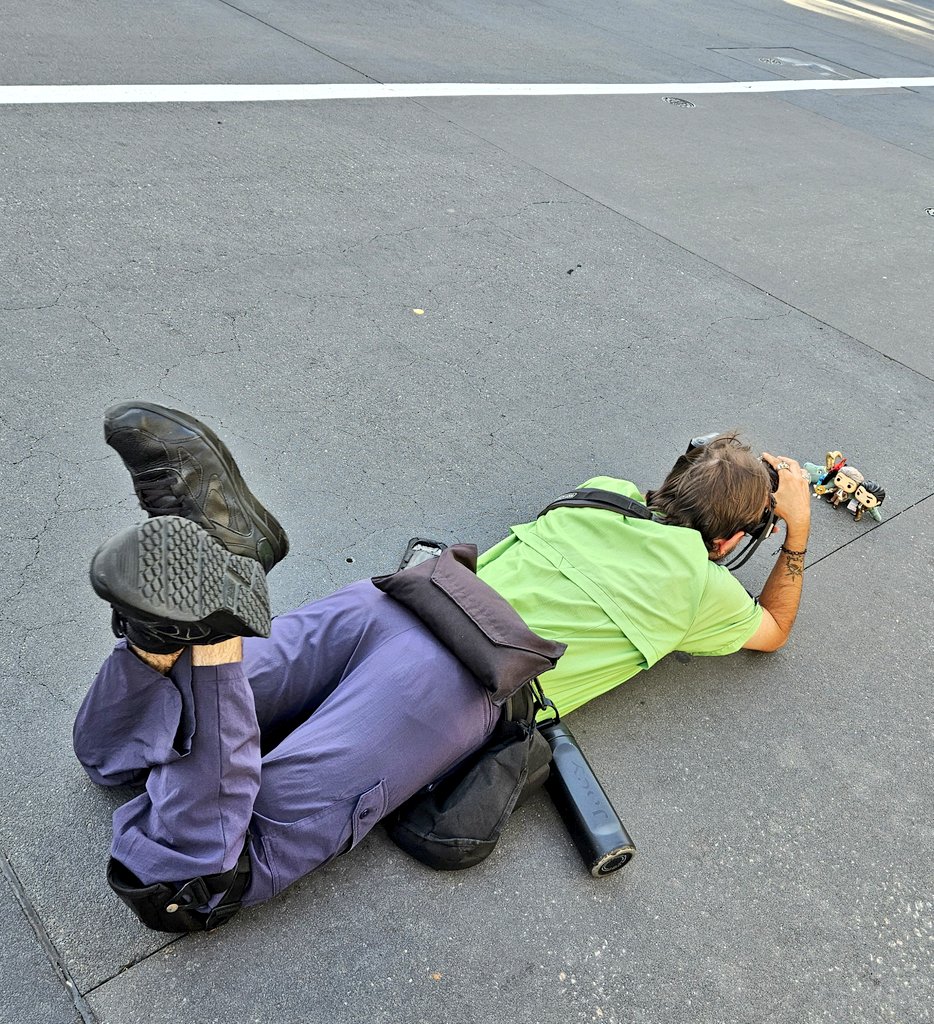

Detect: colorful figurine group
[802, 451, 885, 523]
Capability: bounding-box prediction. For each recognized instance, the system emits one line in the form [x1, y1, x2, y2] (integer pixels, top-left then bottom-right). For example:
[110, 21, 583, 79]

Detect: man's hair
[644, 433, 771, 551]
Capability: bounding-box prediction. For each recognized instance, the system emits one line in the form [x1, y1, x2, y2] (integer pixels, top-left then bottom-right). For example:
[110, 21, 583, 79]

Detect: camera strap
[538, 487, 770, 571]
[538, 488, 656, 521]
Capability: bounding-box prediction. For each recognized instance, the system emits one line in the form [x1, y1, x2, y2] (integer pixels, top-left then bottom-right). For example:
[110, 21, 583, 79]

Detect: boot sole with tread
[90, 516, 271, 640]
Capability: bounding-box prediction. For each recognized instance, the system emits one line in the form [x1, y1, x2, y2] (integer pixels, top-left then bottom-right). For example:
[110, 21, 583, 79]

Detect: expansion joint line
[803, 493, 934, 572]
[0, 845, 98, 1024]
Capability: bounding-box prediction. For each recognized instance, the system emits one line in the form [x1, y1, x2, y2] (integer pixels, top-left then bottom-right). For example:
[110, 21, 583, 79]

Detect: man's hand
[743, 452, 812, 652]
[761, 451, 812, 542]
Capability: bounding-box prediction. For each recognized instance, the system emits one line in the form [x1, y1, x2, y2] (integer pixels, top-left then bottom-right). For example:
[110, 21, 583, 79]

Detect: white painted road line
[1, 78, 933, 105]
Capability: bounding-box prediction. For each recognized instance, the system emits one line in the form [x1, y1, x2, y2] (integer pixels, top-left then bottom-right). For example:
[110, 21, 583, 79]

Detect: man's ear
[709, 531, 745, 560]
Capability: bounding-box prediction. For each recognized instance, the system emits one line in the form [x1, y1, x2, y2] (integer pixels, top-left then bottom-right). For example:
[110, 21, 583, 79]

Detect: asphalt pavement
[1, 2, 932, 1022]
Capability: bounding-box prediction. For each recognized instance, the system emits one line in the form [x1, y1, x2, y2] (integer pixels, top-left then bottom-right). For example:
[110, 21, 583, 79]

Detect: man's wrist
[783, 523, 810, 551]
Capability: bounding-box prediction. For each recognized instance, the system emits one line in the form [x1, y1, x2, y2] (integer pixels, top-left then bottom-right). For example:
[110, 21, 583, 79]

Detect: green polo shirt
[476, 477, 762, 715]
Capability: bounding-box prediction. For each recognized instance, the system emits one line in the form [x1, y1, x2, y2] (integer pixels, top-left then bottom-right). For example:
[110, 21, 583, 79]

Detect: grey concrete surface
[0, 1, 931, 1022]
[0, 877, 82, 1024]
[0, 0, 364, 86]
[418, 93, 934, 377]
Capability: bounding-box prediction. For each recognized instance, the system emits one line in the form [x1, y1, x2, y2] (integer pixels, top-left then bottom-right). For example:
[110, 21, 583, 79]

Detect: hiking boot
[91, 516, 271, 654]
[104, 401, 289, 573]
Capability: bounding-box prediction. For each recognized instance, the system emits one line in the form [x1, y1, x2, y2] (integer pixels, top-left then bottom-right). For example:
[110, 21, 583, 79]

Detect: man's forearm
[757, 524, 809, 641]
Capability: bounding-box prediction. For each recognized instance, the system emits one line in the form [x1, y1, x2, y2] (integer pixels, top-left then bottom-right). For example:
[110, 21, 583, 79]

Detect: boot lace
[135, 473, 188, 516]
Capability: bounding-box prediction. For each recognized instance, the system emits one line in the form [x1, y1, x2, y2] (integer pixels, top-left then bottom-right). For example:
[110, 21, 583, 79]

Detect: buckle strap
[164, 845, 251, 927]
[108, 844, 253, 933]
[167, 861, 238, 913]
[205, 847, 252, 929]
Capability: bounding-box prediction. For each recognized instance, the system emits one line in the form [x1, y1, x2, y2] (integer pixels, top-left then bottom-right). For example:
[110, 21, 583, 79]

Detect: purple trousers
[73, 581, 498, 908]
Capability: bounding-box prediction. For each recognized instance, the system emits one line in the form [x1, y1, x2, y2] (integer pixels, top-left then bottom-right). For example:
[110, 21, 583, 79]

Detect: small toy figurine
[810, 451, 847, 495]
[850, 481, 885, 522]
[828, 466, 864, 508]
[803, 449, 886, 522]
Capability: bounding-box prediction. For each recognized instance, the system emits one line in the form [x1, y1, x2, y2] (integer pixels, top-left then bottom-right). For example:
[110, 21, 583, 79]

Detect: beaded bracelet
[780, 546, 807, 557]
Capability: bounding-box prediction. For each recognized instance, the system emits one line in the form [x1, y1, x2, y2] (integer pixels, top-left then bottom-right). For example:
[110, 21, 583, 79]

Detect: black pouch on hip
[371, 543, 566, 704]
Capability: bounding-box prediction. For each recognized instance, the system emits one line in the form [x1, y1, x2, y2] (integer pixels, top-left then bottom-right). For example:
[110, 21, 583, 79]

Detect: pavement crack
[0, 286, 68, 314]
[79, 313, 120, 357]
[700, 311, 792, 338]
[487, 426, 551, 472]
[82, 936, 181, 997]
[156, 362, 184, 397]
[339, 224, 427, 256]
[295, 555, 340, 593]
[14, 619, 83, 708]
[4, 448, 60, 467]
[8, 477, 69, 605]
[167, 247, 321, 277]
[706, 312, 791, 328]
[339, 199, 586, 257]
[223, 310, 246, 354]
[9, 532, 43, 604]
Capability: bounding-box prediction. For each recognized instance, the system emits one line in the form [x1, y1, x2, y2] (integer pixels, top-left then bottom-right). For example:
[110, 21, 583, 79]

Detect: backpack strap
[538, 488, 655, 521]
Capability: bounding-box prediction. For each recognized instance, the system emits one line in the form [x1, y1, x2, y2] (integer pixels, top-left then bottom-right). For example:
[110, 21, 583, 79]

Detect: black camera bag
[384, 682, 553, 870]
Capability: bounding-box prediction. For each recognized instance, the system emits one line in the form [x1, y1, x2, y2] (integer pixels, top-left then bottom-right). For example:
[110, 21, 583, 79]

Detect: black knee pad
[107, 847, 251, 933]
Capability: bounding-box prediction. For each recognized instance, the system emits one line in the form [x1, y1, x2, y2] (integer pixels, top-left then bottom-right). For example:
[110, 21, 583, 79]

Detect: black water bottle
[540, 720, 636, 876]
